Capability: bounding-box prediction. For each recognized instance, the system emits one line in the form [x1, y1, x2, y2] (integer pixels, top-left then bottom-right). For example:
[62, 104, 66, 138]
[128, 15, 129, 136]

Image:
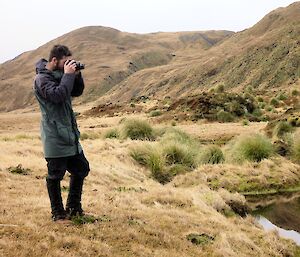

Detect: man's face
[53, 55, 72, 71]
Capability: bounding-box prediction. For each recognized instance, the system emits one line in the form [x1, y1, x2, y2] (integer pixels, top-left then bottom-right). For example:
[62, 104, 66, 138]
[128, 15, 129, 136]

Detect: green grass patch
[273, 121, 295, 138]
[72, 215, 97, 225]
[270, 98, 280, 107]
[215, 84, 225, 93]
[7, 164, 31, 175]
[159, 127, 195, 145]
[130, 144, 170, 183]
[198, 145, 225, 164]
[257, 96, 264, 102]
[229, 134, 274, 163]
[186, 233, 214, 246]
[121, 119, 155, 140]
[130, 127, 201, 184]
[149, 110, 162, 117]
[276, 93, 288, 101]
[104, 128, 119, 139]
[216, 110, 235, 123]
[162, 142, 197, 168]
[252, 108, 263, 118]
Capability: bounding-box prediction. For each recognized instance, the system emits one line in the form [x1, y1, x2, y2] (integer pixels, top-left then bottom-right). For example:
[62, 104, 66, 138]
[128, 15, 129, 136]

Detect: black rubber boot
[66, 176, 84, 217]
[46, 178, 66, 221]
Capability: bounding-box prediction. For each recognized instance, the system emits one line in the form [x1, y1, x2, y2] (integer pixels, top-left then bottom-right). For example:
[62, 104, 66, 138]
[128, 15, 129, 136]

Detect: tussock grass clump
[273, 121, 294, 138]
[229, 134, 274, 163]
[259, 102, 266, 109]
[130, 144, 154, 166]
[130, 144, 164, 171]
[257, 96, 264, 102]
[131, 144, 171, 184]
[198, 145, 225, 164]
[151, 167, 173, 184]
[130, 143, 185, 184]
[252, 108, 263, 118]
[277, 93, 288, 101]
[121, 119, 155, 140]
[216, 110, 235, 123]
[270, 98, 280, 107]
[245, 85, 254, 93]
[215, 84, 224, 93]
[104, 128, 119, 139]
[149, 110, 162, 117]
[266, 106, 273, 112]
[147, 150, 164, 174]
[160, 127, 195, 145]
[162, 142, 197, 169]
[130, 128, 202, 184]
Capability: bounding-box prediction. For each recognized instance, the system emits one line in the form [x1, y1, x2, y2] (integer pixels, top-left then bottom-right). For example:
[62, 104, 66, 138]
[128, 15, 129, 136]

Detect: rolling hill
[0, 2, 299, 112]
[103, 1, 300, 104]
[0, 27, 231, 111]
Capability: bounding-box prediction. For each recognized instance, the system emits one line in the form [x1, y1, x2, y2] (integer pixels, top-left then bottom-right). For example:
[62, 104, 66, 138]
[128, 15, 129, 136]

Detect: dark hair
[48, 45, 72, 61]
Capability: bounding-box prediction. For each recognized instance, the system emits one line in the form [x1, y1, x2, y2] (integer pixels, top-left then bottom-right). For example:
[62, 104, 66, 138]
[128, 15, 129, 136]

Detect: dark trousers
[45, 151, 90, 218]
[46, 151, 90, 180]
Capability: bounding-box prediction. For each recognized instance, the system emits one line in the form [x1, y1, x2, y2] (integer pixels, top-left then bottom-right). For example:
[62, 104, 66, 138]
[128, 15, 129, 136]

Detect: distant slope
[1, 2, 299, 112]
[0, 27, 231, 111]
[101, 2, 300, 104]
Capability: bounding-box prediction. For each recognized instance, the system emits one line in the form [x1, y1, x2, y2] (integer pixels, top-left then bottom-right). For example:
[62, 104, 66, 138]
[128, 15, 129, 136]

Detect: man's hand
[64, 60, 77, 74]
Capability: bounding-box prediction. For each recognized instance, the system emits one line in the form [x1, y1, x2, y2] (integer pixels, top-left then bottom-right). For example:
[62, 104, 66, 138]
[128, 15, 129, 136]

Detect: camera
[75, 62, 85, 71]
[65, 60, 85, 71]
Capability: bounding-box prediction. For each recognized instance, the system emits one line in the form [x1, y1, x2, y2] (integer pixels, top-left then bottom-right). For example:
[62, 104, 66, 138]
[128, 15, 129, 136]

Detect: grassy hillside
[102, 2, 300, 105]
[1, 111, 300, 256]
[0, 27, 231, 111]
[1, 3, 300, 112]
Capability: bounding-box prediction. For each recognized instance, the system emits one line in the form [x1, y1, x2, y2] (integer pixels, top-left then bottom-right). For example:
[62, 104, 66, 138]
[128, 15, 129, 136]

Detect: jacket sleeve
[71, 72, 85, 97]
[35, 73, 76, 104]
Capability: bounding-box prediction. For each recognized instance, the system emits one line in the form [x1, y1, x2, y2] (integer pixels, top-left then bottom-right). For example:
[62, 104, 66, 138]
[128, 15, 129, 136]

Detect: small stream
[246, 192, 300, 246]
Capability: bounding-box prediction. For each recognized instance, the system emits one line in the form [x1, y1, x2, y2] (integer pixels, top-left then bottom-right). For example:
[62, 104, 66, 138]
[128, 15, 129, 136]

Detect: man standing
[34, 45, 90, 223]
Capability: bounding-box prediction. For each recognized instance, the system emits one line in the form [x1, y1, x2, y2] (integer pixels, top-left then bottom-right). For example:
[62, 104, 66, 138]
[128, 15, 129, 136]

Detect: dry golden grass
[0, 111, 300, 256]
[172, 157, 300, 194]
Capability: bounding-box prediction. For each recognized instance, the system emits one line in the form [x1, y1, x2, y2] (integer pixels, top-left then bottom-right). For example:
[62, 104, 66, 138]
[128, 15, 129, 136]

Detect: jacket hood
[35, 58, 48, 74]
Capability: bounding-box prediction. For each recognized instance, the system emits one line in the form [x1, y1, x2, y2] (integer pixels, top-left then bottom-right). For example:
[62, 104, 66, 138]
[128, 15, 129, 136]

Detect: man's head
[48, 45, 72, 71]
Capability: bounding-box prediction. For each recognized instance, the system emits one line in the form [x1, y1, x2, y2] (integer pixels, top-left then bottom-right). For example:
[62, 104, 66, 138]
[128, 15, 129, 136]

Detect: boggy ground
[0, 110, 300, 257]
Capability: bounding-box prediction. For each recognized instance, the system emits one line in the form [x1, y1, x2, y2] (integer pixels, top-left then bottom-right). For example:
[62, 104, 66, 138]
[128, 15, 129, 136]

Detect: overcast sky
[0, 0, 297, 63]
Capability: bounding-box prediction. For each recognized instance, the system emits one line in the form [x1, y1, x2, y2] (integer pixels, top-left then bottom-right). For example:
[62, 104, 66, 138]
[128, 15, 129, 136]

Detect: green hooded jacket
[33, 58, 84, 158]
